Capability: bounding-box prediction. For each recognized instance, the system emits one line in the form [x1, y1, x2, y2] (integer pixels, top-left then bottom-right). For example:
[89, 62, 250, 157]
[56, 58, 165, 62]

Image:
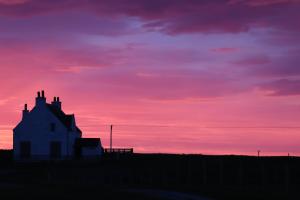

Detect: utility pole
[110, 125, 113, 152]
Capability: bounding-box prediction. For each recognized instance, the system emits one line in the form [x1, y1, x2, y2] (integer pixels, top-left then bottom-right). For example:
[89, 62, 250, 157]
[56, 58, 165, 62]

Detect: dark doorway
[50, 141, 61, 159]
[20, 141, 31, 159]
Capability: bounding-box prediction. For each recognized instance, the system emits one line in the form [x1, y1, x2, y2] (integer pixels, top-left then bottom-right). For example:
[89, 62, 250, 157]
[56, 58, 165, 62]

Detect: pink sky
[0, 0, 300, 156]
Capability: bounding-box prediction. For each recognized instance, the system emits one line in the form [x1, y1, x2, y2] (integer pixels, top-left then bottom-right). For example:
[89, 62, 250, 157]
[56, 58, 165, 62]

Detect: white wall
[82, 146, 103, 157]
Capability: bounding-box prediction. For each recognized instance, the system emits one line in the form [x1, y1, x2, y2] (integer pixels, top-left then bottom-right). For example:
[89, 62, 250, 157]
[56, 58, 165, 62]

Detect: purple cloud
[258, 79, 300, 96]
[0, 0, 299, 35]
[238, 49, 300, 78]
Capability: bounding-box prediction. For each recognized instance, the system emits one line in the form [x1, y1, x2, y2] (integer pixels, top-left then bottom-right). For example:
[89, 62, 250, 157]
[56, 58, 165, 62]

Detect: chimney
[51, 96, 62, 110]
[22, 103, 29, 120]
[35, 90, 46, 107]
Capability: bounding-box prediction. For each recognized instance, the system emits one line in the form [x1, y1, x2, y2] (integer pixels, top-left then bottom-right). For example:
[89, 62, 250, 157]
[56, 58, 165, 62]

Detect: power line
[96, 124, 300, 129]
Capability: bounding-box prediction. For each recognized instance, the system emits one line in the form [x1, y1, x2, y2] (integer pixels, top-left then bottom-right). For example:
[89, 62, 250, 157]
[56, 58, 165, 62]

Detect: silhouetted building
[13, 91, 103, 160]
[75, 138, 103, 158]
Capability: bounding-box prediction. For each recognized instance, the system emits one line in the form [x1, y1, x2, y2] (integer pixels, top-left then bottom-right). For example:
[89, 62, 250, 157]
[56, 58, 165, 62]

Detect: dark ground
[0, 150, 299, 200]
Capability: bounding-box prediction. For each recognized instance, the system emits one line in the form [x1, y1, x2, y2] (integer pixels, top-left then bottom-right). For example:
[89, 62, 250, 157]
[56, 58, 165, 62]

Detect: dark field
[0, 150, 299, 200]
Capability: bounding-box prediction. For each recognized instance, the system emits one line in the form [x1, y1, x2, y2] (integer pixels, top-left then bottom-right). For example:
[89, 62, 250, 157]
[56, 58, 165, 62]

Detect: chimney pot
[22, 103, 29, 119]
[36, 91, 46, 106]
[51, 96, 61, 110]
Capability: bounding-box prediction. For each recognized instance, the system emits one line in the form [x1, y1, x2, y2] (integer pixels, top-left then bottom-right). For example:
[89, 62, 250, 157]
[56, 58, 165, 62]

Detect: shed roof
[75, 138, 101, 148]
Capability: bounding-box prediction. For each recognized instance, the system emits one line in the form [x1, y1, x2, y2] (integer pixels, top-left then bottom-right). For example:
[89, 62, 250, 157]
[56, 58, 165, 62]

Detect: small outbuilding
[75, 138, 103, 158]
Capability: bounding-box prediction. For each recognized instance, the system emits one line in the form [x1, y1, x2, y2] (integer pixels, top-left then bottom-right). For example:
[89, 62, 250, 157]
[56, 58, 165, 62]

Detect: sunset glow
[0, 0, 300, 156]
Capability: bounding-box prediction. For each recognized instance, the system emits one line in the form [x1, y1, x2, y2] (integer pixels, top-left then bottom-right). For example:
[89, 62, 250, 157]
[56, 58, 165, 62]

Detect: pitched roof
[75, 138, 101, 148]
[46, 103, 82, 133]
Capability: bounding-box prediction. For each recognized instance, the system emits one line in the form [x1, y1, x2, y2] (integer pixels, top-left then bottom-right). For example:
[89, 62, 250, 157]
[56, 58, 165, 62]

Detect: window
[50, 141, 61, 159]
[20, 141, 31, 159]
[50, 123, 56, 132]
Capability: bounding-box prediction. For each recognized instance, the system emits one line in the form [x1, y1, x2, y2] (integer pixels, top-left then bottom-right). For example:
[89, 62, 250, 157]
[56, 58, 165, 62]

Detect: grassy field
[0, 150, 299, 199]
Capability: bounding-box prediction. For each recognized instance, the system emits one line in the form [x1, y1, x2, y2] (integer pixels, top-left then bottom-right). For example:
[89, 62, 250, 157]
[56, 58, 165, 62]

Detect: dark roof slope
[75, 138, 101, 148]
[46, 103, 82, 133]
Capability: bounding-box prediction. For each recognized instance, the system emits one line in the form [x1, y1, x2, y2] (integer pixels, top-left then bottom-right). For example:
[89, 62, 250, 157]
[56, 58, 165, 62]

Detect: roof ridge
[46, 104, 80, 132]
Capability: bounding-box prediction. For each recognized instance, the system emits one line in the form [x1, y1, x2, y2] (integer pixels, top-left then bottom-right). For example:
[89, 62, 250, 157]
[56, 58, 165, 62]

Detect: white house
[13, 91, 103, 160]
